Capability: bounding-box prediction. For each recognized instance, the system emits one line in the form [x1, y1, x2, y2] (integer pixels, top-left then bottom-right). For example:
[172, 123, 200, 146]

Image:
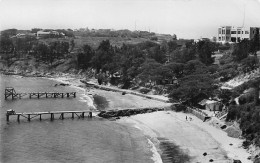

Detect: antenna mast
[242, 4, 246, 27]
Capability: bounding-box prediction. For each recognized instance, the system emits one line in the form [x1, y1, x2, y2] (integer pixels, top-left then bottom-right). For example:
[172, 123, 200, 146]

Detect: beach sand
[119, 111, 252, 163]
[88, 89, 172, 110]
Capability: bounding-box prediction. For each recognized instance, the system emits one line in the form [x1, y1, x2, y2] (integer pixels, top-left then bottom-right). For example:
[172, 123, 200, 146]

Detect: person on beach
[186, 116, 187, 121]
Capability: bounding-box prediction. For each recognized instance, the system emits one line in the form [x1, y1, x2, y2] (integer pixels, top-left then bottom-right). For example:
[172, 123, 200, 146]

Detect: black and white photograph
[0, 0, 260, 162]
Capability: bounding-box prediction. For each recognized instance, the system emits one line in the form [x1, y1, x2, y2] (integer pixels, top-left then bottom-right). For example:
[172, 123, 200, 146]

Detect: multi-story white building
[217, 26, 252, 43]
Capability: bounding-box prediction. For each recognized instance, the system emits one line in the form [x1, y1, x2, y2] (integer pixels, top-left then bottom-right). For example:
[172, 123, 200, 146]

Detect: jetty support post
[81, 112, 84, 118]
[28, 114, 30, 121]
[61, 113, 64, 120]
[40, 114, 42, 121]
[17, 115, 20, 122]
[74, 92, 76, 98]
[72, 113, 74, 119]
[51, 113, 54, 120]
[6, 114, 9, 122]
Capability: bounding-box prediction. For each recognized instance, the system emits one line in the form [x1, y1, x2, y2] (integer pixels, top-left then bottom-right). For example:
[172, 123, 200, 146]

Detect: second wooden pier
[6, 110, 94, 122]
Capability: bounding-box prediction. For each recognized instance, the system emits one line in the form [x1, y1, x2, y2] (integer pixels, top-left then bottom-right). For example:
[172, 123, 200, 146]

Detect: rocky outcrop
[97, 107, 168, 118]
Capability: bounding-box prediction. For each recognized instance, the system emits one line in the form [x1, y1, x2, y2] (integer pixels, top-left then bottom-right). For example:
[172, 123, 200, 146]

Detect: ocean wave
[147, 139, 163, 163]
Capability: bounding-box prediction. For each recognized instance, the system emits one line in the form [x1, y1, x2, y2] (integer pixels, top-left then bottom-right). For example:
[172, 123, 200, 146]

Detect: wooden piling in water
[51, 113, 54, 120]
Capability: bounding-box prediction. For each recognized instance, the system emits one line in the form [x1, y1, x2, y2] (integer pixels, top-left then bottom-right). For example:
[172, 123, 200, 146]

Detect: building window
[222, 30, 225, 34]
[231, 31, 236, 34]
[231, 37, 236, 42]
[218, 29, 221, 34]
[219, 37, 221, 41]
[238, 31, 241, 34]
[226, 29, 231, 34]
[245, 31, 249, 34]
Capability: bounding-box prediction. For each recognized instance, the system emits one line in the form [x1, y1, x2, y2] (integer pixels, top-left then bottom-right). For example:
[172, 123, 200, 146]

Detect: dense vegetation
[1, 28, 260, 149]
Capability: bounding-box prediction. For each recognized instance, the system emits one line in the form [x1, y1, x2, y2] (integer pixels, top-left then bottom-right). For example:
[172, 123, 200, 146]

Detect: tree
[167, 40, 178, 52]
[184, 60, 206, 75]
[165, 62, 184, 78]
[241, 56, 259, 72]
[147, 45, 167, 64]
[119, 45, 145, 88]
[70, 39, 75, 52]
[217, 89, 233, 105]
[170, 47, 196, 63]
[138, 59, 162, 84]
[77, 44, 94, 69]
[249, 77, 260, 105]
[196, 40, 215, 65]
[232, 40, 250, 61]
[0, 36, 14, 54]
[169, 73, 215, 104]
[91, 40, 115, 72]
[249, 28, 260, 55]
[1, 29, 17, 37]
[34, 43, 50, 62]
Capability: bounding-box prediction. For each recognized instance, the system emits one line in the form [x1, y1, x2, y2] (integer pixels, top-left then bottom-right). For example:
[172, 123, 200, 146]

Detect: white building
[36, 30, 51, 38]
[217, 26, 251, 43]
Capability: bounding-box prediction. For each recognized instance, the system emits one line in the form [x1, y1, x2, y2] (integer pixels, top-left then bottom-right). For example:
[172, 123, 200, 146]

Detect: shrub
[139, 87, 151, 94]
[171, 104, 187, 112]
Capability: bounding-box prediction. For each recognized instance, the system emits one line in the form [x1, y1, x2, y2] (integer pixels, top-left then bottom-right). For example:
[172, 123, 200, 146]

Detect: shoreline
[1, 72, 255, 162]
[118, 111, 253, 163]
[43, 73, 170, 162]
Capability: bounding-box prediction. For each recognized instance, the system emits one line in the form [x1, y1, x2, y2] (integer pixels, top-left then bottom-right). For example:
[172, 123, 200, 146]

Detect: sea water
[0, 74, 153, 163]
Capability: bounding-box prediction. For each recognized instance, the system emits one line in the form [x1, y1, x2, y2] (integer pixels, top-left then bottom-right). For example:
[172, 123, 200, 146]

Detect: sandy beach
[51, 75, 253, 163]
[119, 111, 253, 163]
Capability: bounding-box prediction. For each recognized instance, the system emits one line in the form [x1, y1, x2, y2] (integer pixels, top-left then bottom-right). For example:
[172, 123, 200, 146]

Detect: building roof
[199, 99, 219, 106]
[37, 31, 50, 34]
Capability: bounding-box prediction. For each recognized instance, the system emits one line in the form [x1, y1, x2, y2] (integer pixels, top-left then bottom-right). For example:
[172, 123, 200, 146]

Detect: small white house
[199, 99, 222, 111]
[37, 31, 51, 38]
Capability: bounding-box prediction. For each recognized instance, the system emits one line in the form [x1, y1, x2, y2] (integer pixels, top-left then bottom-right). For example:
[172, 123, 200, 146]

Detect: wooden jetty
[6, 110, 93, 122]
[4, 87, 76, 100]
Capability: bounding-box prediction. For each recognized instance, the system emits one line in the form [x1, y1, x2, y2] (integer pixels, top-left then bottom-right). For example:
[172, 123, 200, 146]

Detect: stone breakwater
[98, 107, 169, 118]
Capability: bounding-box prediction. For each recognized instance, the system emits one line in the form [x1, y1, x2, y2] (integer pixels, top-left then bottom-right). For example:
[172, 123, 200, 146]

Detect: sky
[0, 0, 260, 39]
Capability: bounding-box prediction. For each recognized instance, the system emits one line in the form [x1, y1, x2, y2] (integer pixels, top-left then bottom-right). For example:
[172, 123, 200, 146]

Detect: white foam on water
[47, 77, 97, 110]
[147, 139, 163, 163]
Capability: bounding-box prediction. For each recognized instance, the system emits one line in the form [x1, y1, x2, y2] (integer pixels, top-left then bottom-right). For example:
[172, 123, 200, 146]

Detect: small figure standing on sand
[189, 117, 192, 121]
[186, 116, 187, 121]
